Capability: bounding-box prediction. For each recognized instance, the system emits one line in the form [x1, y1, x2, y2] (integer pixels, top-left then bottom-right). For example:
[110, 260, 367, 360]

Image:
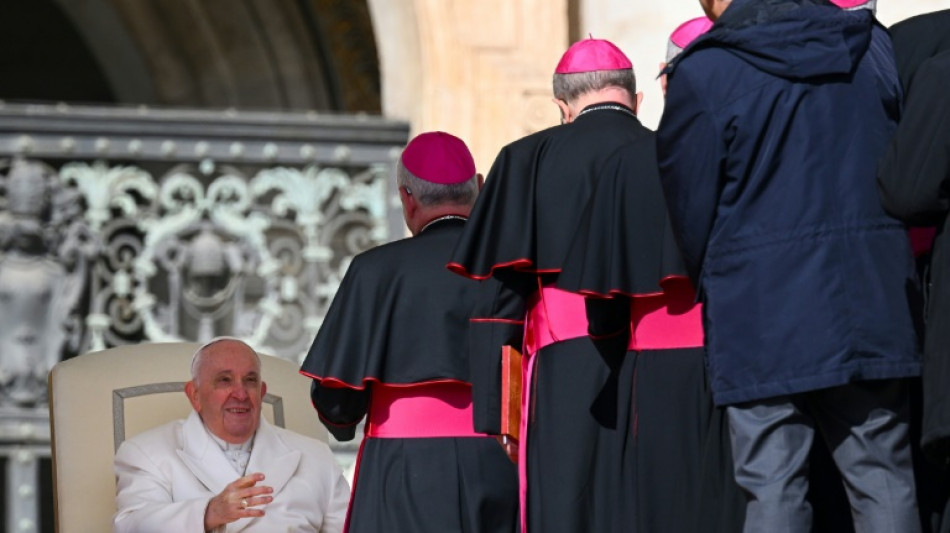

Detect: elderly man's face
[186, 341, 266, 444]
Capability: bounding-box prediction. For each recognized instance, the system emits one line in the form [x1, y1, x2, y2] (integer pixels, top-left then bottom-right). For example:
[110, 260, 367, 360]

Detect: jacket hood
[673, 0, 874, 80]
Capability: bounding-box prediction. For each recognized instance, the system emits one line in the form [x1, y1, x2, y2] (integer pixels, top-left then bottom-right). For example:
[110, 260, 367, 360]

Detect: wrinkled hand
[204, 472, 273, 531]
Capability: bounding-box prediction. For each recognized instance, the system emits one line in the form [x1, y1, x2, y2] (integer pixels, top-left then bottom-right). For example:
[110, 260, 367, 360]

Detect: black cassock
[301, 218, 518, 533]
[449, 105, 741, 532]
[880, 12, 950, 532]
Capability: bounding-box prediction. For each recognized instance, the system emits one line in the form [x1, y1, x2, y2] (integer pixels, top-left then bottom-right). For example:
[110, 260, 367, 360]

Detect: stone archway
[1, 0, 382, 114]
[0, 0, 570, 170]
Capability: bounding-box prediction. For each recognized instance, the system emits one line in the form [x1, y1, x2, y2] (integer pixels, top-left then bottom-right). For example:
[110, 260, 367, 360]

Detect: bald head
[190, 337, 262, 384]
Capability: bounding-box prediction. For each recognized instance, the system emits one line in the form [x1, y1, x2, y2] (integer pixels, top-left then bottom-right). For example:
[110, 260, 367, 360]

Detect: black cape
[304, 219, 481, 391]
[889, 9, 950, 94]
[300, 218, 518, 533]
[557, 133, 689, 298]
[448, 106, 654, 280]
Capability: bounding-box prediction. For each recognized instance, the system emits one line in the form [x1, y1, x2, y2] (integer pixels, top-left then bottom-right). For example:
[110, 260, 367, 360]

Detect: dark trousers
[727, 380, 921, 533]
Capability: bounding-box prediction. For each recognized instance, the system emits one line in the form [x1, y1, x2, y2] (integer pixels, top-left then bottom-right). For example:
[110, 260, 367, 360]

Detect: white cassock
[114, 411, 349, 533]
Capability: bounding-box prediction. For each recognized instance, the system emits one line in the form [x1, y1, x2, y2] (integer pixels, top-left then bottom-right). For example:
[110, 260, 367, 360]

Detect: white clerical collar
[575, 103, 636, 120]
[419, 214, 467, 234]
[206, 426, 255, 475]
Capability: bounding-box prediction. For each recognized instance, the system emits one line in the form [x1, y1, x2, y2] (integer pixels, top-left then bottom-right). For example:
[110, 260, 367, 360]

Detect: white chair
[48, 342, 325, 533]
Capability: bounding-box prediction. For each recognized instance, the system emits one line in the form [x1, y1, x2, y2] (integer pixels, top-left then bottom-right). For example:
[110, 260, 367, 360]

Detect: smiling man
[114, 338, 349, 533]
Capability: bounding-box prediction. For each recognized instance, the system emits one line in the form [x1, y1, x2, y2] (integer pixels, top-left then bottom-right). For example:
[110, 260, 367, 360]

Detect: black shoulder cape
[889, 9, 950, 93]
[557, 133, 691, 297]
[301, 219, 477, 388]
[448, 108, 653, 281]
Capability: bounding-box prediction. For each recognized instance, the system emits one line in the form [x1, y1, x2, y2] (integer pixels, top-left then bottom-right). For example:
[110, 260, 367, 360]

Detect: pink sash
[518, 283, 703, 531]
[525, 284, 704, 354]
[909, 227, 936, 257]
[629, 280, 704, 350]
[344, 382, 482, 533]
[365, 382, 482, 438]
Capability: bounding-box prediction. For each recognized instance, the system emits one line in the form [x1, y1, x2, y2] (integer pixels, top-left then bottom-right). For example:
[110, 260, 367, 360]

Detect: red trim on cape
[315, 411, 361, 429]
[299, 370, 469, 391]
[573, 274, 694, 299]
[446, 260, 561, 280]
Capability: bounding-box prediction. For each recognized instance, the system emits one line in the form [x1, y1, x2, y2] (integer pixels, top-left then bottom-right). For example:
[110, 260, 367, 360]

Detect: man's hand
[204, 472, 274, 531]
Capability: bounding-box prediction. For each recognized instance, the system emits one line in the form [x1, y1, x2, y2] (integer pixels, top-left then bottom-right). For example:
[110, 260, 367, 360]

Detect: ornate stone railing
[0, 102, 408, 532]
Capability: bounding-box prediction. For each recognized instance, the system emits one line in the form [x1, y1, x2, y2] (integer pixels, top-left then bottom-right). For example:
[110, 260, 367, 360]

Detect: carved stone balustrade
[0, 102, 408, 532]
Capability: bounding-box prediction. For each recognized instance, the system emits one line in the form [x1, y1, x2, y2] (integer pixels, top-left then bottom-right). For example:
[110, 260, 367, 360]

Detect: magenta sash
[909, 227, 936, 257]
[364, 382, 482, 438]
[518, 283, 704, 531]
[525, 284, 704, 354]
[629, 280, 704, 349]
[343, 382, 482, 533]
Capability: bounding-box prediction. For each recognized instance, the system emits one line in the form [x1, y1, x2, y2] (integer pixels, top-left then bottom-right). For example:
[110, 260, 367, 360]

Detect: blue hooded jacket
[658, 0, 920, 405]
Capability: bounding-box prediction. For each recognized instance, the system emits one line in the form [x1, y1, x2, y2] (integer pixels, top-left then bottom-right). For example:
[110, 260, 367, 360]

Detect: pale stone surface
[372, 0, 950, 171]
[581, 2, 707, 130]
[370, 0, 567, 172]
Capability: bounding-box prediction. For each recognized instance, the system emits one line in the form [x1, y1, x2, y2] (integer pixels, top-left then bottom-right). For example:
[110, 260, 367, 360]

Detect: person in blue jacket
[657, 1, 922, 532]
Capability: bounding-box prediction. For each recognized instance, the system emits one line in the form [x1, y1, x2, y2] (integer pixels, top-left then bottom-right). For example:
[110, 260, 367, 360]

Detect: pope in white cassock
[113, 337, 349, 533]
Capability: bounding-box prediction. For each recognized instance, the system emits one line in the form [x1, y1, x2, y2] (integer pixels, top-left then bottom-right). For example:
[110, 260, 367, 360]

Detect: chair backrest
[48, 342, 325, 533]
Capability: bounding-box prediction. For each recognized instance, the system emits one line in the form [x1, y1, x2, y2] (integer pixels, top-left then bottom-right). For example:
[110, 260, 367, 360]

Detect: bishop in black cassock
[449, 37, 740, 532]
[301, 131, 518, 533]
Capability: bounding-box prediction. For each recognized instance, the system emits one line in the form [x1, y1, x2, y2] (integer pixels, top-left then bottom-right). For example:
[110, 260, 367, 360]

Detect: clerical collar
[419, 215, 467, 234]
[576, 103, 636, 120]
[207, 428, 255, 475]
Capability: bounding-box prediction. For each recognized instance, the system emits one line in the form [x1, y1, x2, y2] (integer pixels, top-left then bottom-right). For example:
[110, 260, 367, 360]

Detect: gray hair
[843, 0, 876, 13]
[190, 336, 262, 383]
[396, 160, 479, 207]
[552, 69, 637, 103]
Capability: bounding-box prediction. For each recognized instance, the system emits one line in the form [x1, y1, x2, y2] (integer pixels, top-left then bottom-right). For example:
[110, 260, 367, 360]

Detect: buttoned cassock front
[114, 411, 348, 533]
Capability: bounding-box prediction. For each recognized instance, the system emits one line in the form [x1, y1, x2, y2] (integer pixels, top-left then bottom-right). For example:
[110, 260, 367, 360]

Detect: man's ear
[476, 173, 485, 191]
[634, 91, 645, 115]
[553, 98, 572, 123]
[185, 380, 200, 411]
[261, 381, 267, 398]
[399, 186, 417, 219]
[659, 63, 669, 99]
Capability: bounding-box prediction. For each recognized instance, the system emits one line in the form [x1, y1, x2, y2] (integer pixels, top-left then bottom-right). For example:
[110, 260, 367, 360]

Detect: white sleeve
[113, 439, 210, 533]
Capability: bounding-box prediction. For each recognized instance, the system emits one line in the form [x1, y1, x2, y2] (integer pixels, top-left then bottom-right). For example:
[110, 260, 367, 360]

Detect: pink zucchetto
[555, 38, 633, 74]
[666, 17, 713, 63]
[830, 0, 876, 11]
[400, 131, 476, 185]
